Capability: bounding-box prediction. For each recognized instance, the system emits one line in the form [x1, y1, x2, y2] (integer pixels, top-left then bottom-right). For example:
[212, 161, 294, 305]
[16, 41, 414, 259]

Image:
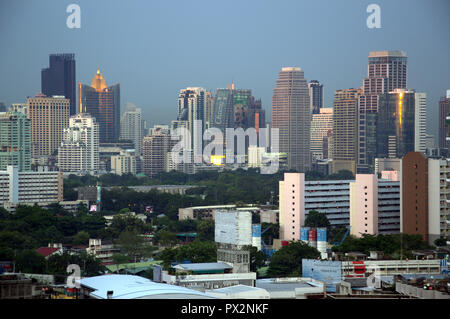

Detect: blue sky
[0, 0, 449, 138]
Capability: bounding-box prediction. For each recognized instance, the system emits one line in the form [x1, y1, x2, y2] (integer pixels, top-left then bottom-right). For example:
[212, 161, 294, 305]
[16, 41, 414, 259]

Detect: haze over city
[1, 0, 449, 138]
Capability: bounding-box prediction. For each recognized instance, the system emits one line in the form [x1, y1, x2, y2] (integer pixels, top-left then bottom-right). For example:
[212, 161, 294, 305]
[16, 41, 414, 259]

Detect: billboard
[214, 210, 252, 246]
[302, 259, 342, 293]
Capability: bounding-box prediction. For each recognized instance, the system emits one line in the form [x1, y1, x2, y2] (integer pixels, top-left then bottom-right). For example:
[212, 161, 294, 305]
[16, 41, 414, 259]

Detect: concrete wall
[350, 174, 378, 237]
[395, 282, 450, 299]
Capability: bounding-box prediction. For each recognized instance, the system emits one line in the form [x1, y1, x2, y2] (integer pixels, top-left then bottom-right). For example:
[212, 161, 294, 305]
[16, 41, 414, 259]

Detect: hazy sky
[0, 0, 449, 138]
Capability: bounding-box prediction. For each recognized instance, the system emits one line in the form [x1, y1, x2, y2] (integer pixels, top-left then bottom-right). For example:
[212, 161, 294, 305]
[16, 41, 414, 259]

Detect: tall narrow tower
[41, 54, 76, 115]
[272, 67, 311, 172]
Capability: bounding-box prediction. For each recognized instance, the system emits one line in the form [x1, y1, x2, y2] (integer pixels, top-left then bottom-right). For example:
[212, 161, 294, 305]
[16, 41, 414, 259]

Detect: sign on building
[302, 259, 342, 293]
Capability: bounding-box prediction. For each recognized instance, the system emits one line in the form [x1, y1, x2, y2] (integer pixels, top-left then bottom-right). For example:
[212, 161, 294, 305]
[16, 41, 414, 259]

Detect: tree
[112, 253, 129, 273]
[304, 210, 330, 228]
[159, 240, 217, 270]
[156, 230, 178, 247]
[434, 237, 447, 247]
[197, 220, 214, 241]
[15, 249, 46, 273]
[244, 245, 266, 272]
[72, 231, 90, 246]
[267, 241, 320, 278]
[116, 230, 146, 262]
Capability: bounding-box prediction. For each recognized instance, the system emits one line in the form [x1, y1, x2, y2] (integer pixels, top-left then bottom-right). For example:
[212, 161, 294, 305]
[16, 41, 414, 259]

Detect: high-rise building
[41, 54, 76, 115]
[204, 91, 214, 128]
[401, 152, 429, 242]
[142, 127, 174, 177]
[350, 174, 378, 237]
[279, 172, 401, 240]
[279, 173, 305, 241]
[0, 112, 31, 171]
[358, 51, 408, 173]
[310, 108, 333, 161]
[272, 67, 311, 172]
[376, 89, 416, 159]
[308, 80, 324, 115]
[58, 113, 99, 174]
[78, 69, 120, 143]
[414, 92, 427, 153]
[212, 88, 234, 134]
[0, 102, 6, 112]
[177, 87, 206, 159]
[332, 88, 361, 174]
[120, 102, 143, 156]
[27, 93, 70, 158]
[438, 90, 450, 149]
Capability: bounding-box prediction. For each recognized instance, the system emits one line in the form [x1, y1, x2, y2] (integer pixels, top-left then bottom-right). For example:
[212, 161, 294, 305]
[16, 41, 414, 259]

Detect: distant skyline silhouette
[0, 0, 449, 139]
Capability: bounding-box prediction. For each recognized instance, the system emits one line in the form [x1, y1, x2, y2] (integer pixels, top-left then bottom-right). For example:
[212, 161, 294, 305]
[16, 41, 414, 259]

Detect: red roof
[36, 247, 60, 257]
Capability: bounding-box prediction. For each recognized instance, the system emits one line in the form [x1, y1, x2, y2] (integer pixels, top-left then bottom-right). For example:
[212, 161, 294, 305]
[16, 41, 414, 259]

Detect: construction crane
[332, 226, 351, 247]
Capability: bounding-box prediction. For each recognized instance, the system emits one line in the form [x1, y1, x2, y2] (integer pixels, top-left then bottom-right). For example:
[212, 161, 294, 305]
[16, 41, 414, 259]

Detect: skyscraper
[0, 111, 31, 171]
[310, 108, 333, 161]
[212, 88, 234, 133]
[332, 88, 361, 174]
[78, 69, 120, 143]
[272, 67, 311, 172]
[308, 80, 324, 115]
[439, 90, 450, 150]
[27, 93, 70, 158]
[374, 89, 426, 160]
[142, 127, 174, 177]
[120, 102, 143, 156]
[177, 87, 206, 158]
[41, 54, 76, 115]
[358, 51, 408, 173]
[58, 113, 99, 174]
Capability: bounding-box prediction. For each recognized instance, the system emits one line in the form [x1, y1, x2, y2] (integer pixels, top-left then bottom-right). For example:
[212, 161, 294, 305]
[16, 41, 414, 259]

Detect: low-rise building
[0, 165, 63, 211]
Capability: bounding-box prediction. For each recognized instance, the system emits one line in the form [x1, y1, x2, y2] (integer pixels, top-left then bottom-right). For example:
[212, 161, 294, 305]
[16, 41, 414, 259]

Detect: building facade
[332, 88, 361, 174]
[120, 102, 143, 156]
[78, 69, 120, 143]
[438, 90, 450, 150]
[358, 51, 408, 173]
[0, 112, 31, 171]
[142, 127, 173, 177]
[26, 93, 70, 158]
[58, 113, 99, 174]
[41, 53, 76, 115]
[308, 80, 324, 115]
[0, 166, 63, 210]
[310, 108, 333, 161]
[272, 67, 311, 172]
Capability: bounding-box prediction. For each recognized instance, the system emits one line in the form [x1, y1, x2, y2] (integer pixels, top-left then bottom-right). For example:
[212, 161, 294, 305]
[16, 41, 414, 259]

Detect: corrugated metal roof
[79, 275, 215, 299]
[173, 262, 232, 271]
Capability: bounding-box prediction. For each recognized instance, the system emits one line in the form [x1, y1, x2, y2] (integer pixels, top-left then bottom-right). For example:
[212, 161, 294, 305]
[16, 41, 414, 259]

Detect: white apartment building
[111, 149, 136, 175]
[58, 113, 99, 175]
[120, 102, 143, 156]
[0, 165, 63, 210]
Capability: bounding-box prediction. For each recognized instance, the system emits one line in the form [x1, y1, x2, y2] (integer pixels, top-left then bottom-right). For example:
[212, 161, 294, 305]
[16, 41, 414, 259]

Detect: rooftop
[173, 262, 233, 272]
[79, 275, 215, 299]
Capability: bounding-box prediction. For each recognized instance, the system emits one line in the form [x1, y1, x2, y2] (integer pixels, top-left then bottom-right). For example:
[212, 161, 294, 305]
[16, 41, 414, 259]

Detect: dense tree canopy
[332, 233, 433, 258]
[267, 241, 320, 278]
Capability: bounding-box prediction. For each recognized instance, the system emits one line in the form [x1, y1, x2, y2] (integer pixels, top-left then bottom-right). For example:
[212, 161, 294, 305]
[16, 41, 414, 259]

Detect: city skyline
[0, 0, 449, 140]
